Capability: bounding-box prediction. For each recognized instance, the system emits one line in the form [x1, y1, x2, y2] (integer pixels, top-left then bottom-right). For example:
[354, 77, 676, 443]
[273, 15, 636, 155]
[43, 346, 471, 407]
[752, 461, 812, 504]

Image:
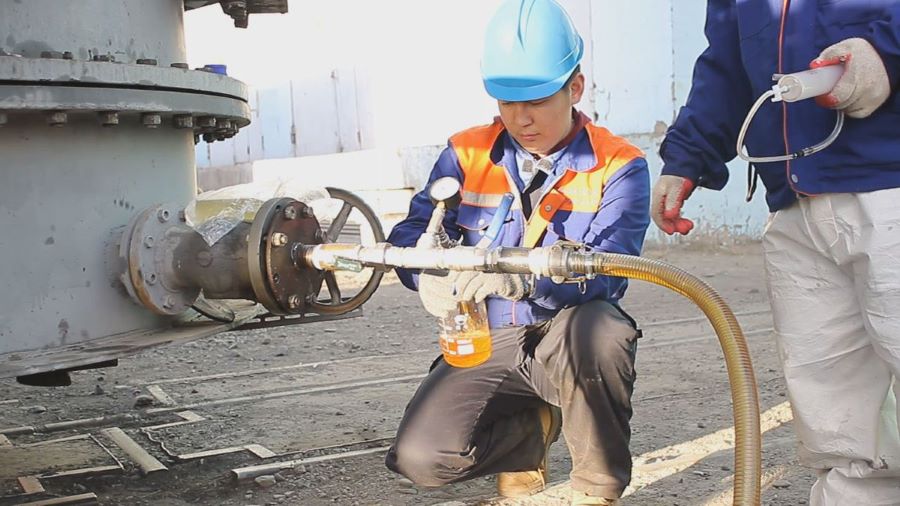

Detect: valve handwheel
[306, 187, 386, 315]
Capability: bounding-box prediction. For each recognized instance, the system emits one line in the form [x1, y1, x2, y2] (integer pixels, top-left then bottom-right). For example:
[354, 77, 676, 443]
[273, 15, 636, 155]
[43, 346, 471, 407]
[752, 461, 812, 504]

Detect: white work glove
[417, 271, 463, 317]
[417, 270, 534, 317]
[811, 38, 891, 119]
[452, 271, 534, 304]
[650, 175, 696, 235]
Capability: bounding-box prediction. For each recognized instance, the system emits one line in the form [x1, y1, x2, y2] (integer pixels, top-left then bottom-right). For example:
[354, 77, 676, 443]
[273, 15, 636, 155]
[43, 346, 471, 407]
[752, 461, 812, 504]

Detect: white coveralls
[763, 189, 900, 505]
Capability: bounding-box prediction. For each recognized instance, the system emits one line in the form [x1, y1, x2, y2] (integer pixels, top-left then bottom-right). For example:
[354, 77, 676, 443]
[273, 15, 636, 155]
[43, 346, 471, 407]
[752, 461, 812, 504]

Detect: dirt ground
[0, 244, 817, 505]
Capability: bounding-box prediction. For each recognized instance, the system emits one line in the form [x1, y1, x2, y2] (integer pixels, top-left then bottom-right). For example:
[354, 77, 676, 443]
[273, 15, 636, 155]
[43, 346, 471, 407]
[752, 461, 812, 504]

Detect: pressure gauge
[428, 177, 462, 209]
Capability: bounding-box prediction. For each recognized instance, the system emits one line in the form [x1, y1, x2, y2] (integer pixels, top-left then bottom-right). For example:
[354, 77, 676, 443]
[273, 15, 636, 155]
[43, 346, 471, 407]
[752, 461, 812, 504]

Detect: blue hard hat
[481, 0, 584, 102]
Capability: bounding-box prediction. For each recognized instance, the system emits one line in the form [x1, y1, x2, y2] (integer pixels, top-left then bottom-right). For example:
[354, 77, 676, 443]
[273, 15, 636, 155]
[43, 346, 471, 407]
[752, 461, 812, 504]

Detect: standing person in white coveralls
[652, 1, 900, 504]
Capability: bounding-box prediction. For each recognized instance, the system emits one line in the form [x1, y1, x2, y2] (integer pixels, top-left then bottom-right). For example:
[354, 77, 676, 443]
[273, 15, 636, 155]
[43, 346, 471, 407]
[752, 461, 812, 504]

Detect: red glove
[651, 175, 695, 235]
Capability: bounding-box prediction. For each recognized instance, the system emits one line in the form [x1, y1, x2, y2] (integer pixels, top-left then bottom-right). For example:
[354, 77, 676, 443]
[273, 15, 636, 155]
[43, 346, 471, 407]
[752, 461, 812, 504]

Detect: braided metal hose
[595, 253, 760, 506]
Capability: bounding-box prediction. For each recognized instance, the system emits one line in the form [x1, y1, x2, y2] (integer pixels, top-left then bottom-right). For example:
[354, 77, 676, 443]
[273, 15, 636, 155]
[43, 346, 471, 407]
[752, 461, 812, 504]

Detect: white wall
[185, 0, 768, 242]
[668, 1, 769, 240]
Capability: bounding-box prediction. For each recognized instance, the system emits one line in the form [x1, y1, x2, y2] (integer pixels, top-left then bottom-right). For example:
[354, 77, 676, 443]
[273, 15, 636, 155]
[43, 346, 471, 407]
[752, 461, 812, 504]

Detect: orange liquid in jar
[438, 300, 492, 368]
[439, 328, 492, 368]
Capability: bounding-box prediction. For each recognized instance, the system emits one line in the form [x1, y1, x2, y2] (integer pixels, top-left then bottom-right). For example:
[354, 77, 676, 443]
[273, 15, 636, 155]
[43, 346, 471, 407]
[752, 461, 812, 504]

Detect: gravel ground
[0, 244, 817, 505]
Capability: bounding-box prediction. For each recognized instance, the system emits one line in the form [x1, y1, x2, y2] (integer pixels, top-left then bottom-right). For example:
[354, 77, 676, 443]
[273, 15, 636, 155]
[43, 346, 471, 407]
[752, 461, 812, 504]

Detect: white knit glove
[651, 175, 695, 235]
[417, 271, 463, 317]
[452, 271, 534, 304]
[418, 270, 534, 317]
[812, 38, 891, 119]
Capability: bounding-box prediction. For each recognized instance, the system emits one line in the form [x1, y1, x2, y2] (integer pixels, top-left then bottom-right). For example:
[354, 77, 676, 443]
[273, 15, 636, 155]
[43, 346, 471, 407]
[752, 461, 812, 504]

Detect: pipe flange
[0, 86, 250, 128]
[247, 198, 321, 315]
[0, 57, 248, 101]
[121, 204, 200, 315]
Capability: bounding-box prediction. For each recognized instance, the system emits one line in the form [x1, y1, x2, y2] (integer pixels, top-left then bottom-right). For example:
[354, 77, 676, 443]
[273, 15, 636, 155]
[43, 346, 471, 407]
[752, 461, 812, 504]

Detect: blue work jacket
[388, 115, 651, 329]
[661, 0, 900, 212]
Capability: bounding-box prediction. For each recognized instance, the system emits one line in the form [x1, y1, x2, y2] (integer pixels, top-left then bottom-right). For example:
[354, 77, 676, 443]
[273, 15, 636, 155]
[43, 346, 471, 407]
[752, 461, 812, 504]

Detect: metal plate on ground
[144, 381, 416, 456]
[148, 350, 433, 402]
[0, 436, 117, 481]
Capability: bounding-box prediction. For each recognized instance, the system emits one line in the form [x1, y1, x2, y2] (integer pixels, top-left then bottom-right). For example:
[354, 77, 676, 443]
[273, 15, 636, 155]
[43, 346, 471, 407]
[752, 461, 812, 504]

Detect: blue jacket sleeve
[529, 157, 651, 309]
[659, 0, 753, 190]
[867, 4, 900, 90]
[386, 144, 464, 291]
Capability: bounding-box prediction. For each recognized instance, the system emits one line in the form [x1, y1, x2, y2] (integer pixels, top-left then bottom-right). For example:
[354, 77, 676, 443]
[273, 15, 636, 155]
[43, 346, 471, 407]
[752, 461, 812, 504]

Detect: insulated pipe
[300, 243, 761, 505]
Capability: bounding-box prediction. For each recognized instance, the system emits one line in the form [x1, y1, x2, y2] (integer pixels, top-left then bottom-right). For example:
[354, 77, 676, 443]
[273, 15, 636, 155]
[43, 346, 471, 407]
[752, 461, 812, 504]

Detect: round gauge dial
[429, 176, 462, 206]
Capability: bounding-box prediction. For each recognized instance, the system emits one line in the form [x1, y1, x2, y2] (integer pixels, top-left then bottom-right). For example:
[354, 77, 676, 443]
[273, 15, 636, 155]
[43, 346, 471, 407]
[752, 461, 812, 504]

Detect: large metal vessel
[0, 1, 334, 385]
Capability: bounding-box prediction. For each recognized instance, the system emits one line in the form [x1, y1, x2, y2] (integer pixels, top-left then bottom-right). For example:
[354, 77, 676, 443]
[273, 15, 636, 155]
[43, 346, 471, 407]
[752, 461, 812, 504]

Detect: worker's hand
[417, 271, 463, 317]
[415, 230, 457, 249]
[418, 270, 534, 316]
[651, 175, 695, 235]
[811, 38, 890, 119]
[452, 271, 534, 303]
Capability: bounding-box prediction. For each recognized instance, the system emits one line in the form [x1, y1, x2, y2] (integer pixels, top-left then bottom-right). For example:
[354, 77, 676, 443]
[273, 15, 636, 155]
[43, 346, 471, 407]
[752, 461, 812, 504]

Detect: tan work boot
[571, 490, 620, 505]
[496, 404, 562, 498]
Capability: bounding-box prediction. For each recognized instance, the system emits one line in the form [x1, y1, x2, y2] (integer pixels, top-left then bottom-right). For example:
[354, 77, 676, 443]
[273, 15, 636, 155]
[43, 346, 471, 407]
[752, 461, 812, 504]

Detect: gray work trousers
[385, 300, 640, 498]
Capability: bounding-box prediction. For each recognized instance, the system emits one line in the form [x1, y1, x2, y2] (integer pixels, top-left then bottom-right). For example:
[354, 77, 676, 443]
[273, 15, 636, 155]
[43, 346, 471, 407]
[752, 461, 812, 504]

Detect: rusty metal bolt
[300, 206, 315, 219]
[144, 273, 157, 285]
[142, 113, 162, 129]
[98, 111, 119, 127]
[0, 113, 7, 127]
[40, 51, 63, 59]
[223, 0, 247, 12]
[157, 209, 171, 223]
[173, 115, 193, 129]
[196, 251, 214, 268]
[270, 232, 288, 247]
[170, 62, 189, 69]
[287, 294, 301, 310]
[46, 111, 67, 127]
[62, 51, 74, 60]
[197, 116, 217, 129]
[223, 0, 248, 27]
[283, 206, 297, 220]
[136, 58, 158, 66]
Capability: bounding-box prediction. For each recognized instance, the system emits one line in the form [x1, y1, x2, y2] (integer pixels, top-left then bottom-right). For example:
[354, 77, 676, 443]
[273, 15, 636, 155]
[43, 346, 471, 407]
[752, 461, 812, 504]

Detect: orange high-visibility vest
[450, 119, 644, 247]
